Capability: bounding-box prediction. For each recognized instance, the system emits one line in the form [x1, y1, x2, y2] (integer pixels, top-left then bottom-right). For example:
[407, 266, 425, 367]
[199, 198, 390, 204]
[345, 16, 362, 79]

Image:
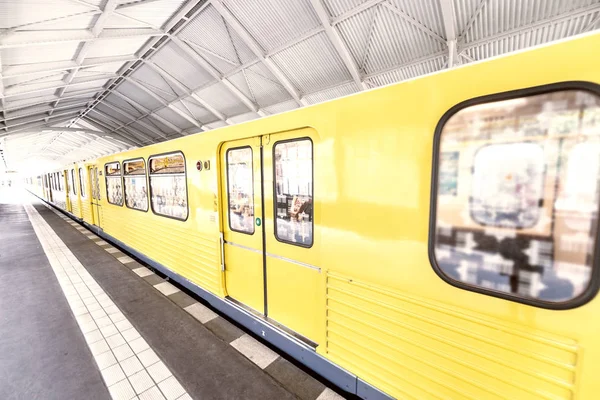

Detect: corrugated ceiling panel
[262, 99, 299, 115]
[222, 0, 321, 51]
[465, 11, 600, 60]
[366, 54, 446, 87]
[79, 61, 127, 74]
[175, 98, 217, 124]
[195, 82, 249, 116]
[64, 80, 108, 95]
[5, 93, 58, 110]
[5, 88, 58, 102]
[135, 116, 173, 135]
[117, 0, 186, 29]
[103, 13, 154, 29]
[155, 107, 196, 130]
[204, 120, 228, 130]
[151, 42, 216, 90]
[179, 5, 256, 74]
[3, 71, 67, 88]
[323, 0, 367, 17]
[228, 64, 292, 108]
[95, 103, 132, 125]
[116, 81, 163, 110]
[6, 104, 52, 119]
[26, 13, 96, 30]
[388, 0, 445, 37]
[1, 42, 79, 64]
[85, 36, 149, 58]
[131, 65, 182, 101]
[303, 81, 360, 105]
[103, 94, 145, 117]
[228, 111, 260, 124]
[0, 0, 91, 28]
[462, 0, 599, 43]
[338, 4, 445, 75]
[271, 32, 351, 93]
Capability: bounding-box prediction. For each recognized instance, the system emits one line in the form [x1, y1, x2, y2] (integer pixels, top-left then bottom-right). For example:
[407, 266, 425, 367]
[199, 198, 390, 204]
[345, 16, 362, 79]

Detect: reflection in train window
[471, 142, 544, 228]
[227, 147, 254, 234]
[71, 169, 77, 195]
[123, 159, 148, 212]
[274, 139, 313, 247]
[148, 152, 188, 220]
[79, 168, 86, 198]
[105, 162, 123, 206]
[433, 89, 600, 306]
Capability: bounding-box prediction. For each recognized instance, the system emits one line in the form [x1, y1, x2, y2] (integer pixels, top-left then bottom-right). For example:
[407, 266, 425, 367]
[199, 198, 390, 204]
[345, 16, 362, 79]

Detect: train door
[221, 128, 321, 343]
[64, 169, 73, 213]
[47, 173, 53, 202]
[89, 166, 102, 227]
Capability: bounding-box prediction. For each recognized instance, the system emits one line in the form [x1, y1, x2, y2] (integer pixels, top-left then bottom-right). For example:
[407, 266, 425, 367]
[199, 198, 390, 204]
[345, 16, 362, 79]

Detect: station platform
[0, 189, 347, 400]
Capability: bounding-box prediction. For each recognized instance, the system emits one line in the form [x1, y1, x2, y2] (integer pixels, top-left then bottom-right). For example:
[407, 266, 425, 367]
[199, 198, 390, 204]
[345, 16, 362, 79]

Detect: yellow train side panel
[79, 32, 600, 400]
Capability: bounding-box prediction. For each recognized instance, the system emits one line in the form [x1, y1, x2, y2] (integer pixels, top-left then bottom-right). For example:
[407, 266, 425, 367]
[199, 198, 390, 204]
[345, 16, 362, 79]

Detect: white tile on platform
[101, 363, 126, 387]
[96, 350, 118, 370]
[113, 343, 135, 362]
[118, 256, 135, 264]
[108, 378, 137, 400]
[316, 388, 346, 400]
[153, 282, 179, 296]
[146, 361, 171, 384]
[121, 355, 144, 377]
[157, 376, 185, 400]
[184, 303, 217, 324]
[137, 349, 160, 368]
[139, 386, 166, 400]
[230, 334, 279, 369]
[133, 267, 154, 278]
[130, 370, 154, 394]
[129, 337, 150, 354]
[106, 247, 120, 254]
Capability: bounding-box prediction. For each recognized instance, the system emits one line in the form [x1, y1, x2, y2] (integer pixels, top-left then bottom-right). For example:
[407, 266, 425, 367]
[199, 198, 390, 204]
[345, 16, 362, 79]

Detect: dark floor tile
[168, 291, 197, 309]
[143, 273, 165, 286]
[265, 357, 326, 400]
[204, 317, 245, 344]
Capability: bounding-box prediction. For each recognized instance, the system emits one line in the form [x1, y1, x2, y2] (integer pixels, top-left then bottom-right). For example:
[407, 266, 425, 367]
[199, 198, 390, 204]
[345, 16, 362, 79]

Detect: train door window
[148, 152, 188, 220]
[105, 162, 123, 206]
[273, 139, 313, 247]
[226, 147, 254, 234]
[123, 159, 148, 212]
[432, 87, 600, 307]
[60, 172, 64, 191]
[79, 168, 86, 198]
[71, 169, 77, 195]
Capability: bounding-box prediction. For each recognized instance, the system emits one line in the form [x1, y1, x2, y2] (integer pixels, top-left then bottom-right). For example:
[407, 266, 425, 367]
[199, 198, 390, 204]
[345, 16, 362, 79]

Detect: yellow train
[26, 31, 600, 400]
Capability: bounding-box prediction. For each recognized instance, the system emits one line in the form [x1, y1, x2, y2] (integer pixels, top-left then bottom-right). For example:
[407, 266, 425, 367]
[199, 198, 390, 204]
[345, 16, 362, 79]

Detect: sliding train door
[221, 136, 265, 314]
[89, 166, 102, 228]
[221, 128, 321, 343]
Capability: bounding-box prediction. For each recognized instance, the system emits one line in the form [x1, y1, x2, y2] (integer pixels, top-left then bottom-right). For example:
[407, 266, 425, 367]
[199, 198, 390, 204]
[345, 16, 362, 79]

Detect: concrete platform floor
[0, 189, 347, 400]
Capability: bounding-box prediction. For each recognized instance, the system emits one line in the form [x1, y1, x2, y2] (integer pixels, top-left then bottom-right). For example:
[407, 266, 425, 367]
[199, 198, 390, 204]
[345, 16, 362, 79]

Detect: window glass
[124, 159, 148, 211]
[60, 172, 64, 191]
[227, 147, 254, 234]
[105, 162, 123, 206]
[79, 168, 86, 198]
[71, 169, 77, 195]
[149, 153, 188, 220]
[471, 143, 544, 228]
[433, 89, 600, 305]
[274, 139, 313, 246]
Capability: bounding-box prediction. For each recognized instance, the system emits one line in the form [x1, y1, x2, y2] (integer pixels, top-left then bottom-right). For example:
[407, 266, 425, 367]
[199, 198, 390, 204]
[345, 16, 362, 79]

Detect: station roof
[1, 0, 599, 173]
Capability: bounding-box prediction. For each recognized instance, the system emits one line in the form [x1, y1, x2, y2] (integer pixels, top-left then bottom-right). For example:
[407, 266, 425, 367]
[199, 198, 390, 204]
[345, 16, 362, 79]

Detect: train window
[105, 162, 123, 206]
[274, 139, 313, 247]
[432, 86, 600, 307]
[79, 168, 86, 198]
[148, 152, 188, 220]
[71, 169, 77, 195]
[123, 159, 148, 212]
[227, 147, 254, 234]
[60, 172, 64, 192]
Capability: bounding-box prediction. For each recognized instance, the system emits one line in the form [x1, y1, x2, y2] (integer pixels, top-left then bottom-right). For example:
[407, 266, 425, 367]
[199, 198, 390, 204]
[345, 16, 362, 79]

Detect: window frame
[71, 169, 77, 196]
[79, 168, 86, 198]
[226, 146, 255, 235]
[428, 81, 600, 310]
[272, 137, 314, 248]
[123, 157, 149, 213]
[148, 151, 189, 222]
[104, 162, 124, 207]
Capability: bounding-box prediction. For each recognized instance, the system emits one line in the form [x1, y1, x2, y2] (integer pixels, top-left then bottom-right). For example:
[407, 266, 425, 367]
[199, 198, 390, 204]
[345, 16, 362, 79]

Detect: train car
[28, 31, 600, 400]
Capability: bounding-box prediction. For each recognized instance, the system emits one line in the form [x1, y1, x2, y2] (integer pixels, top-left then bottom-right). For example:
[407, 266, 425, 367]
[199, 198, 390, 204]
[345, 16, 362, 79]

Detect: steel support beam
[0, 28, 163, 49]
[0, 10, 101, 37]
[169, 37, 266, 116]
[110, 90, 179, 136]
[210, 0, 307, 106]
[96, 100, 164, 142]
[48, 0, 119, 120]
[146, 61, 230, 124]
[1, 56, 138, 79]
[1, 101, 91, 123]
[0, 115, 79, 136]
[309, 0, 367, 89]
[440, 0, 459, 68]
[3, 76, 117, 98]
[0, 89, 100, 113]
[0, 52, 5, 112]
[331, 0, 385, 25]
